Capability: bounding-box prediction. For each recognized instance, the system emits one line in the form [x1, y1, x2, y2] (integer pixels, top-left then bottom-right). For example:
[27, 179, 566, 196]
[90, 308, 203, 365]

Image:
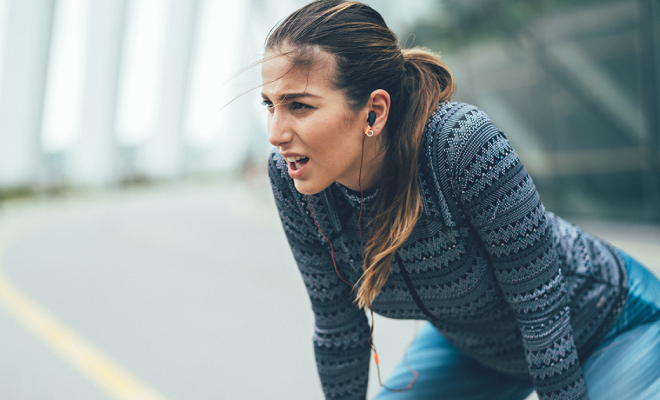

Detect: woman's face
[261, 50, 371, 195]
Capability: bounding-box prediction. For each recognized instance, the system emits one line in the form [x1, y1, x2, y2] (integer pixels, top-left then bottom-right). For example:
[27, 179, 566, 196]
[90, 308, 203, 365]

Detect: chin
[293, 179, 329, 195]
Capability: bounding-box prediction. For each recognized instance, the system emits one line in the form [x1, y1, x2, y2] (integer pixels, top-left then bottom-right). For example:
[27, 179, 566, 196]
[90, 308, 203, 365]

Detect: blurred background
[0, 0, 658, 222]
[0, 0, 658, 399]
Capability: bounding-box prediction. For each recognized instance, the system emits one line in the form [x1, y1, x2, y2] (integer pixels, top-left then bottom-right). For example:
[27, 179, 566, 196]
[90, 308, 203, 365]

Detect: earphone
[365, 111, 376, 137]
[367, 110, 376, 126]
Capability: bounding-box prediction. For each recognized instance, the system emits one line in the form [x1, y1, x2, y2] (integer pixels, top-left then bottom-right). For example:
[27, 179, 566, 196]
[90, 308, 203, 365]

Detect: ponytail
[356, 48, 454, 309]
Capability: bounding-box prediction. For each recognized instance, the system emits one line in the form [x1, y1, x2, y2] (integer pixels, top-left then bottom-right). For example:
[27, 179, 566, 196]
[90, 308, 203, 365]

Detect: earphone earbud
[367, 111, 376, 127]
[365, 111, 377, 137]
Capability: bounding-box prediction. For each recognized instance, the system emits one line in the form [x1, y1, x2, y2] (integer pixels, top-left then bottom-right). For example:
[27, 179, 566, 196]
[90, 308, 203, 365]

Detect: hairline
[263, 43, 365, 126]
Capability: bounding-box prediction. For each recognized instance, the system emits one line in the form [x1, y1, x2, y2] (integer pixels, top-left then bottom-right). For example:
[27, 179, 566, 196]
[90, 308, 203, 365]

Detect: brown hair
[267, 0, 455, 309]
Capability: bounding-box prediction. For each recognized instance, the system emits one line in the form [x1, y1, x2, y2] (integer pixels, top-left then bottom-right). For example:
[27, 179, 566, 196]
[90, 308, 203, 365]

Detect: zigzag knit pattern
[268, 102, 628, 400]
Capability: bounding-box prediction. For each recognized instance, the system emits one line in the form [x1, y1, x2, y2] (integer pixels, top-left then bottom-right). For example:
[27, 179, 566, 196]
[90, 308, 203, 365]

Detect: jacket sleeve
[268, 150, 371, 400]
[449, 107, 589, 400]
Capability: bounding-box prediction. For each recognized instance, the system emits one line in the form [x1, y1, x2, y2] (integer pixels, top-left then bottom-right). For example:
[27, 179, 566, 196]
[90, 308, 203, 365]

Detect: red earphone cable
[305, 198, 356, 292]
[358, 135, 366, 257]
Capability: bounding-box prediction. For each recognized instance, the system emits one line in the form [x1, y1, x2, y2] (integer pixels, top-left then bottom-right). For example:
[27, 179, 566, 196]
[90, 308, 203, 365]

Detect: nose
[267, 111, 293, 148]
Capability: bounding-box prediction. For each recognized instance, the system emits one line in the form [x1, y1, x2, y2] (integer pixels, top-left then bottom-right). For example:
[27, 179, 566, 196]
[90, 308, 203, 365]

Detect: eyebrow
[261, 92, 320, 101]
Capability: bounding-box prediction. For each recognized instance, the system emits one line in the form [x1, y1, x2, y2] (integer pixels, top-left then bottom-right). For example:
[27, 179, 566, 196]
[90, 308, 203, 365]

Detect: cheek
[303, 111, 361, 159]
[313, 131, 345, 158]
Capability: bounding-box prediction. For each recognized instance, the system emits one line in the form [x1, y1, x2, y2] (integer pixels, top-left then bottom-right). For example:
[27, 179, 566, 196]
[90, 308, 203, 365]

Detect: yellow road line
[0, 236, 168, 400]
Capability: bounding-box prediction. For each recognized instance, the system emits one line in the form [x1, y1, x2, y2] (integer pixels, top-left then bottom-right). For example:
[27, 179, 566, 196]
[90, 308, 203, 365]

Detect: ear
[365, 89, 390, 137]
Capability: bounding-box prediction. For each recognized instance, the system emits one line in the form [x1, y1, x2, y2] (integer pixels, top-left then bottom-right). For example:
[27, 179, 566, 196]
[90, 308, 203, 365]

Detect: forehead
[261, 50, 337, 97]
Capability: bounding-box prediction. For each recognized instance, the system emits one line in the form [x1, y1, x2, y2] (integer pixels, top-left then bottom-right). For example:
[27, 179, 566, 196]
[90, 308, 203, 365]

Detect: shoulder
[423, 101, 501, 170]
[425, 101, 506, 172]
[419, 102, 517, 219]
[425, 102, 500, 148]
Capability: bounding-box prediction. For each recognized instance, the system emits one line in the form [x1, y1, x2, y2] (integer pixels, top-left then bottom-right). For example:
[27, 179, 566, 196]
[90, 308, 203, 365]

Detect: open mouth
[286, 156, 309, 171]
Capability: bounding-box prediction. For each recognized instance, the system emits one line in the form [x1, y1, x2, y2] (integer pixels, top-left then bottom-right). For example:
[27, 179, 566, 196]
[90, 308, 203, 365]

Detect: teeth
[285, 156, 307, 162]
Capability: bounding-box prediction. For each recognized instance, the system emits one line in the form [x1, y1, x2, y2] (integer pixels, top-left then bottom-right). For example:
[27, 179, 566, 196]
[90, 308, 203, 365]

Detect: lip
[279, 151, 309, 179]
[279, 151, 307, 159]
[288, 160, 307, 179]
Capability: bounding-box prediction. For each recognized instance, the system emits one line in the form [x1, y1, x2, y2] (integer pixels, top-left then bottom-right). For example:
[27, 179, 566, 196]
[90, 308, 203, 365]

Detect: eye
[261, 100, 274, 111]
[290, 102, 312, 111]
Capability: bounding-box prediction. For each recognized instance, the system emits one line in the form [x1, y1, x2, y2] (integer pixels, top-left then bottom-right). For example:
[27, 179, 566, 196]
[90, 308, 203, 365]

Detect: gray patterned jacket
[268, 101, 628, 400]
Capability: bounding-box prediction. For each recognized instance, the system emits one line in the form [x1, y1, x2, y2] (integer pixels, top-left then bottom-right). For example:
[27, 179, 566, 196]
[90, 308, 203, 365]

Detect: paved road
[0, 182, 658, 400]
[0, 183, 319, 399]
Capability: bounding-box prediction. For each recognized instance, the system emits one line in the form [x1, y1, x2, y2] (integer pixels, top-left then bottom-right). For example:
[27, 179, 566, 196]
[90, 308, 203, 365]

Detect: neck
[339, 136, 385, 193]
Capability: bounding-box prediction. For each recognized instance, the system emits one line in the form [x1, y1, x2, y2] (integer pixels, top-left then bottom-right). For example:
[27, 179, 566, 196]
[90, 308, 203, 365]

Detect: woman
[262, 1, 660, 399]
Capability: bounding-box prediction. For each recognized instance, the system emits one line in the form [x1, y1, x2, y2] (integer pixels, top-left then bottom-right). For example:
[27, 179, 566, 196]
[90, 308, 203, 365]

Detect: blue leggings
[375, 251, 660, 399]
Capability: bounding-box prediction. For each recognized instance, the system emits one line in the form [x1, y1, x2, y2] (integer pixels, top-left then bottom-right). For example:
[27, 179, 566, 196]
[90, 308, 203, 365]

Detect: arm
[450, 107, 589, 400]
[268, 151, 371, 400]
